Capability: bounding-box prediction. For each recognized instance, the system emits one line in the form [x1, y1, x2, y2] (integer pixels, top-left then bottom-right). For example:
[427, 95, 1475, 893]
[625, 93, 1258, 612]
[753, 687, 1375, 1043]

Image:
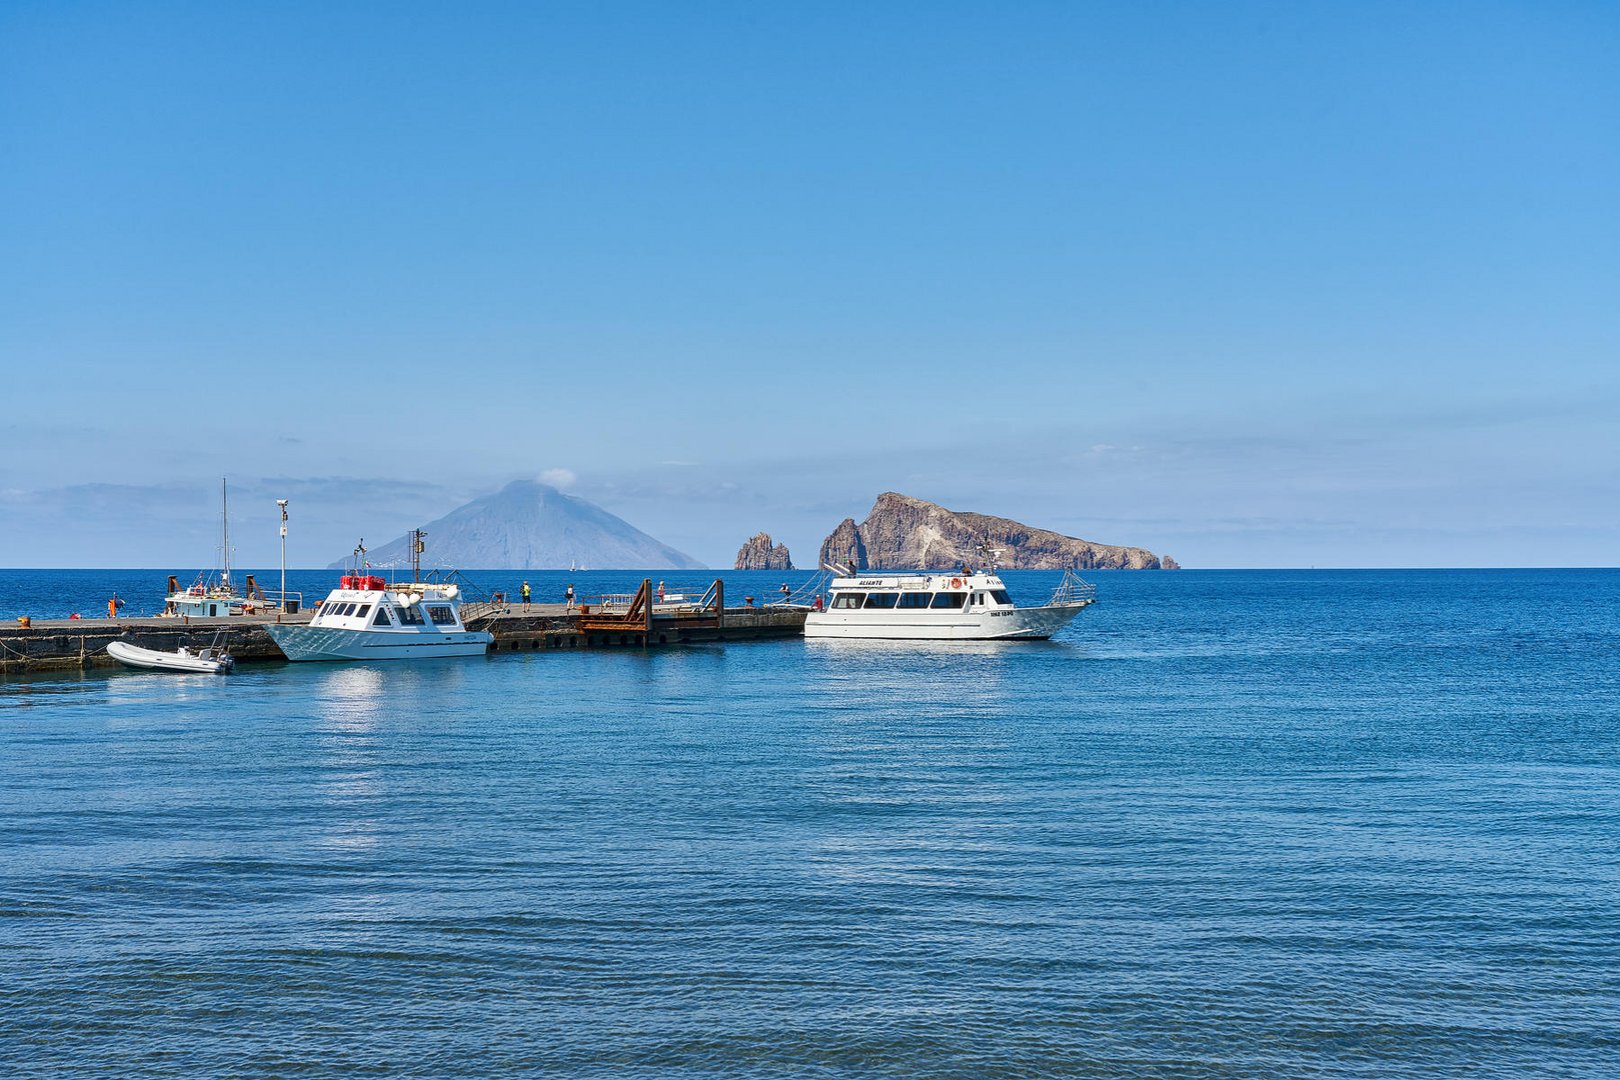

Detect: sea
[2, 567, 1618, 1077]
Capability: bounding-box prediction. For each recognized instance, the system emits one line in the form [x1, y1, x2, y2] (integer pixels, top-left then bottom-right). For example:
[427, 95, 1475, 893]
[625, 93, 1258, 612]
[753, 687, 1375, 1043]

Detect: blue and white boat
[264, 574, 492, 662]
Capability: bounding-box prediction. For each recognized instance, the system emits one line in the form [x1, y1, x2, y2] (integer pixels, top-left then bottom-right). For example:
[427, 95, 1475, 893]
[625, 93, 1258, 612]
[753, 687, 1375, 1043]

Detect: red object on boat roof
[340, 574, 387, 591]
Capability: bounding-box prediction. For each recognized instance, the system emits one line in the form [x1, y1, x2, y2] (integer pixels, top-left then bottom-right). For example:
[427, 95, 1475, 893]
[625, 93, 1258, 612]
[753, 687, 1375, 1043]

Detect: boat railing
[775, 571, 830, 609]
[457, 600, 507, 623]
[1047, 568, 1097, 607]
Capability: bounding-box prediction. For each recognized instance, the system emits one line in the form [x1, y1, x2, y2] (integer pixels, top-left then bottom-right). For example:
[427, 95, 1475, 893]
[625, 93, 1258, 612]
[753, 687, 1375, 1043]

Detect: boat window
[373, 607, 392, 626]
[427, 605, 457, 625]
[897, 592, 931, 608]
[340, 603, 357, 617]
[990, 590, 1012, 605]
[354, 604, 371, 619]
[971, 592, 986, 605]
[863, 593, 898, 609]
[929, 592, 966, 609]
[830, 593, 865, 610]
[397, 606, 425, 625]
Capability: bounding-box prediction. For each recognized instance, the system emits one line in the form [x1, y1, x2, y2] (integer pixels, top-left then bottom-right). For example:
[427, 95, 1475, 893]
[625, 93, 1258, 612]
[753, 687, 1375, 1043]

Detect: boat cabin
[824, 573, 1015, 613]
[310, 576, 470, 633]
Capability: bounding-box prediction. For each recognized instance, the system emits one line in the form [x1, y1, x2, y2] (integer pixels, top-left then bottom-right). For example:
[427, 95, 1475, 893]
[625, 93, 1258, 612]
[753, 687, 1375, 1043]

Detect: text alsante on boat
[802, 548, 1096, 641]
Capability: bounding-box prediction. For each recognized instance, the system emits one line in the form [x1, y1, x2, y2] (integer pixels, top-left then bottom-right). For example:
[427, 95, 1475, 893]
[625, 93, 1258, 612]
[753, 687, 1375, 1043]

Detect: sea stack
[818, 492, 1165, 571]
[734, 532, 793, 571]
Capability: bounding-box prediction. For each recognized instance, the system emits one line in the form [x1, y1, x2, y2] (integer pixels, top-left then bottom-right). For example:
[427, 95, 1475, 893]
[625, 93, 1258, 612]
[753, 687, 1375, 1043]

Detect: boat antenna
[353, 538, 366, 575]
[411, 529, 426, 583]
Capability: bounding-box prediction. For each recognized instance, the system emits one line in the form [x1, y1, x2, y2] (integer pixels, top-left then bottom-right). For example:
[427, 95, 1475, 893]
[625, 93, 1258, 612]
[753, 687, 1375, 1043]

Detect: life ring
[950, 577, 963, 589]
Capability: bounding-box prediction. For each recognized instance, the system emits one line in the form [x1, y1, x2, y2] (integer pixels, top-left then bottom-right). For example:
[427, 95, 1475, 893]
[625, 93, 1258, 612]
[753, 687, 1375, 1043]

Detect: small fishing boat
[161, 478, 270, 617]
[263, 537, 493, 662]
[265, 576, 492, 662]
[107, 640, 235, 674]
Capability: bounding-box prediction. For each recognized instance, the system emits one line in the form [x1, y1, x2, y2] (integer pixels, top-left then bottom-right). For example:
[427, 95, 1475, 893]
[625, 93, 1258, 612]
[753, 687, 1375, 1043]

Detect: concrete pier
[468, 604, 806, 653]
[1, 602, 807, 675]
[0, 613, 312, 675]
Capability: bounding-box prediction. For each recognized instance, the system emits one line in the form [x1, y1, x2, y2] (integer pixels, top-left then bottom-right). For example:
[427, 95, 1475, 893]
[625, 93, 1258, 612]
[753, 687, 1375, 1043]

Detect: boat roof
[830, 572, 1004, 590]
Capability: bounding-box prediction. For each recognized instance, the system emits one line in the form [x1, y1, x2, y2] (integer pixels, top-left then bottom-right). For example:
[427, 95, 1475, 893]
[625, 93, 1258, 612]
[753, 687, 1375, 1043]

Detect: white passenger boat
[264, 574, 493, 662]
[107, 640, 235, 674]
[803, 557, 1096, 641]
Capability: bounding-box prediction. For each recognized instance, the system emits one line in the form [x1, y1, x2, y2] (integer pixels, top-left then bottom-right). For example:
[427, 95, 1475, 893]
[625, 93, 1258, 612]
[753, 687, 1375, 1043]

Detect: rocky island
[734, 532, 793, 570]
[819, 492, 1172, 571]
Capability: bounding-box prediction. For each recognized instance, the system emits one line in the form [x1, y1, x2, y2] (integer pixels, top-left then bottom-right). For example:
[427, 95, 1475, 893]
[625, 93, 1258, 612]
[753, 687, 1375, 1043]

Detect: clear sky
[3, 2, 1616, 569]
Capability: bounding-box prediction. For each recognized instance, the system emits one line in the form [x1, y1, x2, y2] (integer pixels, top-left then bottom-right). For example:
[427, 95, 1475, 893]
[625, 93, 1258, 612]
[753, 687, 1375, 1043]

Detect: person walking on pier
[521, 581, 531, 611]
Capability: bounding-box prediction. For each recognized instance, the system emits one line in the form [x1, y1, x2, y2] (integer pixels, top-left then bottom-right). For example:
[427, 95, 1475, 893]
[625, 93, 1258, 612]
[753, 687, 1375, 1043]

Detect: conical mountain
[331, 479, 705, 570]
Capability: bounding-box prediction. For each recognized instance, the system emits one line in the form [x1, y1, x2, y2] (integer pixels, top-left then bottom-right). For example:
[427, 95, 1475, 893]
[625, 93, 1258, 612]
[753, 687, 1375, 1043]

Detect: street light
[276, 500, 289, 613]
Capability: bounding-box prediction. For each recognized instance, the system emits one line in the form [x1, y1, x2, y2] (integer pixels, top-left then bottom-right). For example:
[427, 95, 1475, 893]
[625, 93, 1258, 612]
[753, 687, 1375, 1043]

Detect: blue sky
[3, 2, 1616, 568]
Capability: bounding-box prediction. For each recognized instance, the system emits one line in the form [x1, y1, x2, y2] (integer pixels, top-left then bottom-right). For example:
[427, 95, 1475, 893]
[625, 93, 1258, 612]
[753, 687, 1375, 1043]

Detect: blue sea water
[3, 568, 1619, 1077]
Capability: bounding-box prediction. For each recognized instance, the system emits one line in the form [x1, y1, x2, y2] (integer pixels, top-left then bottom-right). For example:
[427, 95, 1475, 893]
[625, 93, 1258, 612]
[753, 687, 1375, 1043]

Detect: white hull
[107, 640, 233, 674]
[803, 602, 1088, 641]
[265, 623, 492, 662]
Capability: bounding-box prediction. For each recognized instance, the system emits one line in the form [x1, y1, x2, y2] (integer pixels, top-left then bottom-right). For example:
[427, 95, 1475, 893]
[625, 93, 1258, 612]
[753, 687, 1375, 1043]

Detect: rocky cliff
[818, 492, 1169, 571]
[734, 532, 793, 570]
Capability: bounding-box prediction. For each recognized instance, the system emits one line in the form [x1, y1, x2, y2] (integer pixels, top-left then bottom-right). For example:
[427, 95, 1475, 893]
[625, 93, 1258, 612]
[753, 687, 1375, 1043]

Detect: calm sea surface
[3, 568, 1619, 1077]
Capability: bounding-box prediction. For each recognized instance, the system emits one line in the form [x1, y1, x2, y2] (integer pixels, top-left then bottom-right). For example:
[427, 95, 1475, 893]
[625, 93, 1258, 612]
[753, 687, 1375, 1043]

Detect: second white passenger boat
[264, 574, 493, 662]
[803, 559, 1096, 641]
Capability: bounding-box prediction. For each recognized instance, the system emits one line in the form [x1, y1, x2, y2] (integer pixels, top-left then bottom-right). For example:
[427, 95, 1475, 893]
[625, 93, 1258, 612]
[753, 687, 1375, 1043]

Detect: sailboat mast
[221, 477, 231, 590]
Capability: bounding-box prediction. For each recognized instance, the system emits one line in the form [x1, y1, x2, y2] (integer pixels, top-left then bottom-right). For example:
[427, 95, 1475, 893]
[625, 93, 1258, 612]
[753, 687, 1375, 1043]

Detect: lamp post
[276, 500, 289, 612]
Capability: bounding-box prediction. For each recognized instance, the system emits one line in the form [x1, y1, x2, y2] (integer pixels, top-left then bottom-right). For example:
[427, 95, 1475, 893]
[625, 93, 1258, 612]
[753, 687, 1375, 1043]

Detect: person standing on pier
[564, 583, 575, 612]
[521, 581, 531, 611]
[107, 593, 125, 619]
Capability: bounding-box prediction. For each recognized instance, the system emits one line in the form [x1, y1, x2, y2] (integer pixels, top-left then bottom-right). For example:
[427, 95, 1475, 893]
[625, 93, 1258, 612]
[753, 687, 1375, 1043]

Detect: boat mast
[221, 477, 232, 592]
[411, 529, 426, 583]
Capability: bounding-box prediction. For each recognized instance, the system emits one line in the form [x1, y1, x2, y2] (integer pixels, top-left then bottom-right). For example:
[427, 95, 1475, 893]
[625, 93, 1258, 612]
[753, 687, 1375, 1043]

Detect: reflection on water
[3, 570, 1620, 1077]
[317, 664, 386, 731]
[313, 666, 388, 852]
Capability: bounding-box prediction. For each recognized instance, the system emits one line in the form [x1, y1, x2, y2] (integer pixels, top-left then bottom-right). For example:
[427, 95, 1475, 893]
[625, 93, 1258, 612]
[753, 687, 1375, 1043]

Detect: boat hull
[107, 640, 233, 674]
[264, 623, 492, 662]
[803, 602, 1089, 641]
